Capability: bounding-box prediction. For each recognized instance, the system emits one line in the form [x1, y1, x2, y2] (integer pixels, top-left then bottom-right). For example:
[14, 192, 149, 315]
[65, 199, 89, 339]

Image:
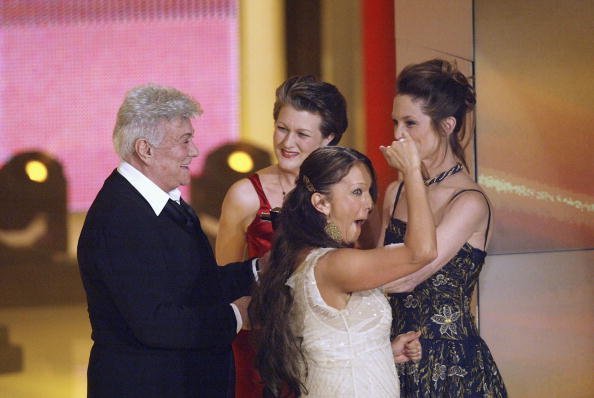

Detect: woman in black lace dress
[379, 59, 507, 397]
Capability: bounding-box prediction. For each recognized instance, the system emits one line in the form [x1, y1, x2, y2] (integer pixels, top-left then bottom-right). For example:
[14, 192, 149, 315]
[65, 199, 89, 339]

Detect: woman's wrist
[402, 166, 423, 181]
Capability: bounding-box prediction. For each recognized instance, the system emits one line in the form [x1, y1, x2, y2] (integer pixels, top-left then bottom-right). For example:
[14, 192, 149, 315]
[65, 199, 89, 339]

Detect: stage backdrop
[0, 0, 240, 211]
[475, 0, 594, 253]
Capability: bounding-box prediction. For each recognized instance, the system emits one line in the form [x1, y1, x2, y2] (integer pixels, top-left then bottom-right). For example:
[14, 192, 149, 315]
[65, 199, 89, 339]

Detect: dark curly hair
[397, 59, 476, 170]
[249, 146, 377, 397]
[273, 76, 348, 145]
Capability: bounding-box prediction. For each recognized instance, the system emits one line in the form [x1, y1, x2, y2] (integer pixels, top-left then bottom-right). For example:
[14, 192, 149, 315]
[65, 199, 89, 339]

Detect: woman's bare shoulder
[382, 179, 404, 211]
[449, 173, 489, 200]
[223, 176, 260, 211]
[446, 180, 491, 220]
[385, 179, 403, 199]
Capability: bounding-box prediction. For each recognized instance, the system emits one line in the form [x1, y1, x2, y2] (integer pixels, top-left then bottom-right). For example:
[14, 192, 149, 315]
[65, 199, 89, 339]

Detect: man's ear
[441, 116, 457, 135]
[135, 139, 152, 163]
[311, 192, 331, 216]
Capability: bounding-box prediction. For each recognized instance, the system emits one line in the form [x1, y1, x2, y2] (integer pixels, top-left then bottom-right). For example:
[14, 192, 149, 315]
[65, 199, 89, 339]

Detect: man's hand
[233, 296, 251, 330]
[392, 330, 422, 364]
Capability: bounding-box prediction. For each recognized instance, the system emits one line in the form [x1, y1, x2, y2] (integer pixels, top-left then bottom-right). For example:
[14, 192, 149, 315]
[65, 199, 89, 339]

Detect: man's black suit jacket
[77, 170, 254, 397]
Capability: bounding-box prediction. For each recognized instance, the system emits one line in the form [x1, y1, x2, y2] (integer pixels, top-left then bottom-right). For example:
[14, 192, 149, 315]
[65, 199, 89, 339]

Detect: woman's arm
[315, 133, 437, 295]
[383, 134, 436, 265]
[382, 190, 490, 292]
[215, 178, 260, 265]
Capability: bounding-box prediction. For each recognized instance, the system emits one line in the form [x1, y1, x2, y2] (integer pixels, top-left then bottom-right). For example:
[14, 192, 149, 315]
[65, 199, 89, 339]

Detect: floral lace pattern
[386, 218, 507, 397]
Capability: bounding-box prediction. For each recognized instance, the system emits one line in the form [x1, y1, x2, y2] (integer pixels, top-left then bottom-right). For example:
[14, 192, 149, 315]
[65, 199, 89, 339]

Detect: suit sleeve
[216, 259, 256, 301]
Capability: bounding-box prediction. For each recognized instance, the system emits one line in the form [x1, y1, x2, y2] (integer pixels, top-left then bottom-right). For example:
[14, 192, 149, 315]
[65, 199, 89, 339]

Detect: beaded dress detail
[287, 247, 400, 397]
[384, 183, 507, 397]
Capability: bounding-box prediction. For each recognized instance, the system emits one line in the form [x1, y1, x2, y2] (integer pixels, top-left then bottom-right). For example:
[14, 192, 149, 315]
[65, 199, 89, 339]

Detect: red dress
[245, 174, 274, 259]
[234, 173, 274, 397]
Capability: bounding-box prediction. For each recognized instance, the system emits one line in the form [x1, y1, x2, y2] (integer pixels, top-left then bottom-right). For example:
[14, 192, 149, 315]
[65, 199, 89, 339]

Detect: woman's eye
[406, 121, 416, 127]
[297, 132, 310, 138]
[353, 188, 362, 195]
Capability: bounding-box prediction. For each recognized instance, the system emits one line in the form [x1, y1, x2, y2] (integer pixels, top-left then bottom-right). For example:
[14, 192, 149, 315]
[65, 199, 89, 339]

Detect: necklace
[277, 171, 287, 198]
[424, 163, 463, 186]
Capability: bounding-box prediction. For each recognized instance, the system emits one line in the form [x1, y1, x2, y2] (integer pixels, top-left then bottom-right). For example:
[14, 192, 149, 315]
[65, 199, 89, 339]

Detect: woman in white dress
[249, 139, 436, 397]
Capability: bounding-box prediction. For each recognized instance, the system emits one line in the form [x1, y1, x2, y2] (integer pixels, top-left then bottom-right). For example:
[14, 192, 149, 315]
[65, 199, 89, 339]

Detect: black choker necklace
[424, 163, 463, 186]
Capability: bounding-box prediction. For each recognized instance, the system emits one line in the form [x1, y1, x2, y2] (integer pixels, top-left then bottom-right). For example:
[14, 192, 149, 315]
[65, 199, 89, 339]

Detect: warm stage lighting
[227, 150, 254, 173]
[25, 160, 48, 183]
[0, 151, 68, 264]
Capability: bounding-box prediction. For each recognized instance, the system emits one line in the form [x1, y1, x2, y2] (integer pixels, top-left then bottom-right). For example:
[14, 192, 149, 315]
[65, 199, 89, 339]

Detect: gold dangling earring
[324, 221, 342, 242]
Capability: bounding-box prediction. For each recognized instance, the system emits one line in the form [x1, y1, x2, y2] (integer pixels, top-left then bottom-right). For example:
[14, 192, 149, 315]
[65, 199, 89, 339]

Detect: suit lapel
[181, 199, 215, 259]
[162, 199, 215, 259]
[163, 200, 195, 232]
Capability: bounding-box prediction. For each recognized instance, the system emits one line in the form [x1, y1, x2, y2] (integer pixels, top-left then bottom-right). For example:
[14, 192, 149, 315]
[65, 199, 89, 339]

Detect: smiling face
[322, 162, 374, 244]
[392, 94, 446, 166]
[273, 105, 334, 174]
[146, 116, 198, 192]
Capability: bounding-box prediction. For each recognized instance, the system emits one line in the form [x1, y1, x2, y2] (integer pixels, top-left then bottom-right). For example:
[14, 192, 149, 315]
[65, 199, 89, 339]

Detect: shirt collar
[117, 161, 181, 216]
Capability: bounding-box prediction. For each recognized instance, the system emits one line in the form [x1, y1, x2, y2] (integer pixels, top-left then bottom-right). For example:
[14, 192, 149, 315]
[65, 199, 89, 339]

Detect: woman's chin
[345, 230, 361, 245]
[277, 160, 300, 174]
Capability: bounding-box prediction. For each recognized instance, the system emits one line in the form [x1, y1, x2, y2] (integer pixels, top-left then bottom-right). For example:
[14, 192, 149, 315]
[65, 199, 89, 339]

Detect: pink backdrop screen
[0, 1, 239, 211]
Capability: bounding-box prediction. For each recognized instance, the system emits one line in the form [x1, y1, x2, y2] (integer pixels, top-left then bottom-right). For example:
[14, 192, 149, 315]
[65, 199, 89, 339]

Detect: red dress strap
[245, 174, 274, 258]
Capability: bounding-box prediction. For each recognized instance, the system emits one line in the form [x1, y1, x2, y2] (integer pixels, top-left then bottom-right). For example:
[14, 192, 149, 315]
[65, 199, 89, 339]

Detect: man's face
[147, 117, 198, 192]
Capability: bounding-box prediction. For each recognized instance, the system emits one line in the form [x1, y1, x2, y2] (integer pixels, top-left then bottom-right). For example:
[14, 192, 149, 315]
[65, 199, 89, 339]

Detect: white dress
[286, 247, 400, 397]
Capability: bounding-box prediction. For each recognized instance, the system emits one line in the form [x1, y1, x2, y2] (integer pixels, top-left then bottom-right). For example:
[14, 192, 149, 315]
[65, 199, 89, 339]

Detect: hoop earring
[324, 221, 342, 242]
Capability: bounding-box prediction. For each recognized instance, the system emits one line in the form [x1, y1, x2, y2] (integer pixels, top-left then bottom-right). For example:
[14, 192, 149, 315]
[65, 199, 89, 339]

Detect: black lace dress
[385, 184, 507, 398]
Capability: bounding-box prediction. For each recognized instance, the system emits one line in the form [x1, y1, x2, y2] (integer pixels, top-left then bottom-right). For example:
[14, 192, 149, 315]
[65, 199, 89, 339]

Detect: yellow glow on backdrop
[227, 151, 254, 173]
[25, 160, 48, 183]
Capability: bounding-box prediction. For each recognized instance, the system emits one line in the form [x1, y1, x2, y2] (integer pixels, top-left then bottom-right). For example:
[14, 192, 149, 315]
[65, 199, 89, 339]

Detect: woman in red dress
[215, 75, 348, 397]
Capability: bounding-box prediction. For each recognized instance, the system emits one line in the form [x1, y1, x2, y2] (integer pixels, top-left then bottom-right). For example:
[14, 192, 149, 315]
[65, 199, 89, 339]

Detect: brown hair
[397, 59, 476, 170]
[273, 76, 348, 145]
